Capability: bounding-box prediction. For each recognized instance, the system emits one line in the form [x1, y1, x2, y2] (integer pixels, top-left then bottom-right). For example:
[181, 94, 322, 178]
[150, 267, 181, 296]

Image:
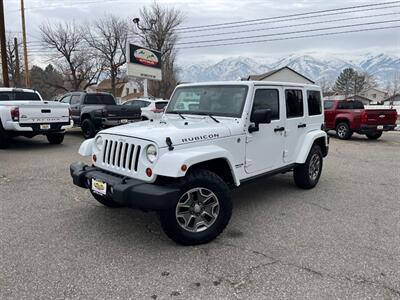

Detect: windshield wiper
[168, 111, 186, 119]
[208, 114, 220, 123]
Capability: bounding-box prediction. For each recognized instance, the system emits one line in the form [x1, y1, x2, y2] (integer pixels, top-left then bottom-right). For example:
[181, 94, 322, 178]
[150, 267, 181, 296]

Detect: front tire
[293, 144, 323, 189]
[81, 119, 96, 139]
[366, 132, 382, 140]
[90, 190, 123, 208]
[46, 132, 65, 144]
[336, 122, 352, 140]
[160, 169, 232, 245]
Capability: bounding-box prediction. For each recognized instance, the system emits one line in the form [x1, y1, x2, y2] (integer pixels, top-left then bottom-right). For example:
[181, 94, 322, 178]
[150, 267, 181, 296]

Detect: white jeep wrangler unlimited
[70, 81, 329, 245]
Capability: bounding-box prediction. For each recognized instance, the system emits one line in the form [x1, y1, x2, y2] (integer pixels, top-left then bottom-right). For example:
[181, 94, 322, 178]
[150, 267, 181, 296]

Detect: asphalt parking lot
[1, 130, 399, 299]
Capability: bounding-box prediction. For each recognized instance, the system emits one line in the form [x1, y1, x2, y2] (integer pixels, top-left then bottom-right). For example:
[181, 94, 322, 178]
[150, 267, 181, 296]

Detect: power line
[176, 1, 400, 31]
[176, 25, 400, 49]
[177, 4, 400, 34]
[22, 8, 400, 48]
[176, 19, 400, 45]
[180, 11, 400, 40]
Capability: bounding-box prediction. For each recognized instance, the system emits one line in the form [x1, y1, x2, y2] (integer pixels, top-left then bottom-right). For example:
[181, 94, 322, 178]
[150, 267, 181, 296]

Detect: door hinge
[283, 150, 288, 158]
[246, 135, 252, 143]
[245, 159, 252, 167]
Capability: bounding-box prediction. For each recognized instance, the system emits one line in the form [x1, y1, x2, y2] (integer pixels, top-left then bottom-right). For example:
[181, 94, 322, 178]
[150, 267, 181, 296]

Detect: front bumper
[70, 162, 180, 210]
[359, 124, 396, 134]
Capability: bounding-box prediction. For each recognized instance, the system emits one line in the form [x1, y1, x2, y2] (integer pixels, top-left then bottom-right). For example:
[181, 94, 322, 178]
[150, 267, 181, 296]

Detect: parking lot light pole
[132, 18, 156, 99]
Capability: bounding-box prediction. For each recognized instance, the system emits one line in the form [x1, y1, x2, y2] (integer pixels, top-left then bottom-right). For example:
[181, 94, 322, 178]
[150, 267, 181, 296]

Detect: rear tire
[81, 119, 96, 139]
[366, 132, 382, 140]
[160, 169, 232, 246]
[46, 132, 65, 144]
[0, 123, 9, 149]
[90, 190, 123, 208]
[336, 122, 352, 140]
[294, 144, 323, 189]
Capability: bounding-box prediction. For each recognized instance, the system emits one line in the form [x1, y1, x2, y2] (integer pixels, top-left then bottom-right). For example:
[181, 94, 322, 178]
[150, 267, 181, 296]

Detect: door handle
[298, 123, 306, 128]
[274, 126, 285, 132]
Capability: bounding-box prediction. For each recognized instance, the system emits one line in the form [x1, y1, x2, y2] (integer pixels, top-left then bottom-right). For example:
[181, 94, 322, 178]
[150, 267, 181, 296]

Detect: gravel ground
[1, 130, 399, 299]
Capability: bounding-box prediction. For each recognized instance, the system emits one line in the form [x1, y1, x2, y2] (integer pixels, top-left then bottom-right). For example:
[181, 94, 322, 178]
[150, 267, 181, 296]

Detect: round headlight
[146, 144, 158, 163]
[95, 135, 103, 150]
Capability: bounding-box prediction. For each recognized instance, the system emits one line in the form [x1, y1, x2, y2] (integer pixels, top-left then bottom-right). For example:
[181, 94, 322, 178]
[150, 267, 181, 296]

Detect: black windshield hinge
[166, 137, 174, 151]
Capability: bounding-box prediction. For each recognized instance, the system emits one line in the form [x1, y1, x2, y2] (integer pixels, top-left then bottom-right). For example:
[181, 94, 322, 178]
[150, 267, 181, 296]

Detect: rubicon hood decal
[101, 118, 233, 148]
[181, 133, 220, 143]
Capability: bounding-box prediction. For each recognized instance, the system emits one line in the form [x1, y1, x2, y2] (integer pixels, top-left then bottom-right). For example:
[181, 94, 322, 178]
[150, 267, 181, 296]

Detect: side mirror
[249, 109, 272, 133]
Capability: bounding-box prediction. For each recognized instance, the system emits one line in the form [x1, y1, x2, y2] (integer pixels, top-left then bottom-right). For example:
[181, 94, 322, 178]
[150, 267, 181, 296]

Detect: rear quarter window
[307, 90, 322, 115]
[285, 89, 304, 118]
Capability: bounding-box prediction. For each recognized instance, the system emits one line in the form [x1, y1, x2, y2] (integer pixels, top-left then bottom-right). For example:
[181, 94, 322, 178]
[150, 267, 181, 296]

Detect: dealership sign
[127, 44, 162, 81]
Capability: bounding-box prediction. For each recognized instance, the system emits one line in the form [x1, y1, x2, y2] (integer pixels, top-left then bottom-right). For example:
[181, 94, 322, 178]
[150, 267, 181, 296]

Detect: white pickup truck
[70, 81, 329, 245]
[0, 88, 73, 148]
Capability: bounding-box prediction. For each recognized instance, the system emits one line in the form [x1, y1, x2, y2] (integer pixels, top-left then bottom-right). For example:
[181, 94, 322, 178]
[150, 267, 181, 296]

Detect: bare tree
[317, 77, 333, 96]
[387, 72, 400, 98]
[5, 33, 23, 87]
[40, 21, 103, 91]
[135, 2, 184, 98]
[84, 15, 128, 96]
[335, 68, 377, 97]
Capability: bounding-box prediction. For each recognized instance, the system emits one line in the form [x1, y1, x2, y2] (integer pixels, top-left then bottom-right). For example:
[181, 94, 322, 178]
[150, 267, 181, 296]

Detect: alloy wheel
[175, 187, 220, 233]
[308, 153, 321, 181]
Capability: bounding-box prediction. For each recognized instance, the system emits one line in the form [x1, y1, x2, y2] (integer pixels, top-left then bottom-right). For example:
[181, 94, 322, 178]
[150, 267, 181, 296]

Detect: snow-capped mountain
[179, 53, 400, 87]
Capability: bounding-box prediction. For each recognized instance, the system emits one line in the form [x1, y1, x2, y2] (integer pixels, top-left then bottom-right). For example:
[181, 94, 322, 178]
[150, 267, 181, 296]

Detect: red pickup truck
[324, 100, 397, 140]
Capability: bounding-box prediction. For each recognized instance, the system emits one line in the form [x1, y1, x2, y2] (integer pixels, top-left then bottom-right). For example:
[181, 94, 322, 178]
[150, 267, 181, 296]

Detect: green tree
[30, 64, 66, 99]
[334, 68, 377, 97]
[334, 68, 357, 97]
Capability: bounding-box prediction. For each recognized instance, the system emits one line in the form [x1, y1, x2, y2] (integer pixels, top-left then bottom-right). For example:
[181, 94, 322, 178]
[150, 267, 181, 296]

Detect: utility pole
[20, 0, 30, 87]
[14, 37, 20, 87]
[0, 0, 10, 87]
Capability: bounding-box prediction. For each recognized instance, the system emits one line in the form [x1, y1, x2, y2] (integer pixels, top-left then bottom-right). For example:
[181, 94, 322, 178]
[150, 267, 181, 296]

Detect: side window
[337, 101, 354, 109]
[324, 101, 334, 110]
[133, 101, 145, 107]
[60, 95, 71, 104]
[307, 90, 322, 116]
[353, 101, 364, 109]
[252, 89, 279, 120]
[70, 95, 81, 105]
[285, 89, 303, 118]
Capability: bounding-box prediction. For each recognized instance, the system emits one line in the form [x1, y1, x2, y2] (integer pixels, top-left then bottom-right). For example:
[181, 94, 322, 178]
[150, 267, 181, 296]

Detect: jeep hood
[99, 117, 234, 147]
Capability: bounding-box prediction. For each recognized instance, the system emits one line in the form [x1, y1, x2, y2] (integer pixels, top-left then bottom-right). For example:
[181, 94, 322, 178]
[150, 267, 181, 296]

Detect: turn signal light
[146, 168, 153, 177]
[92, 154, 97, 162]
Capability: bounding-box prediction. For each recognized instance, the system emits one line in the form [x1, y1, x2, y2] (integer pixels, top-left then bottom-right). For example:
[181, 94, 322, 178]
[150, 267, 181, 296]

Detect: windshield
[0, 91, 41, 101]
[166, 85, 248, 118]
